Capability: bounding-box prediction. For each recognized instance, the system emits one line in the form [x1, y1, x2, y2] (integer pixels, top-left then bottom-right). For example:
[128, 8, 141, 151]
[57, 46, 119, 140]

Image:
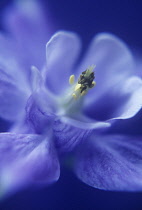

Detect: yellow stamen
[74, 84, 81, 92]
[69, 75, 75, 85]
[81, 90, 87, 96]
[69, 65, 96, 100]
[91, 81, 96, 88]
[72, 93, 77, 99]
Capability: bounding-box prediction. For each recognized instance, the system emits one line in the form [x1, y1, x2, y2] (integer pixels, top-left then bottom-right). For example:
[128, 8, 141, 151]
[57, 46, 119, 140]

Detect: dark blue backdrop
[0, 0, 142, 210]
[47, 0, 142, 51]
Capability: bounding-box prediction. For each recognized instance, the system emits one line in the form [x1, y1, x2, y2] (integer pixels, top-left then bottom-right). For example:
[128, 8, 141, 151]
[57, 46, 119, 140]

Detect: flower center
[57, 65, 96, 117]
[69, 65, 96, 99]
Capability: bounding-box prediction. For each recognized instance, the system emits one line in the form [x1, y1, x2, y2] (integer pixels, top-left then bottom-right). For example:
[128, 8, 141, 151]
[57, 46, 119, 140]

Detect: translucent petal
[3, 0, 54, 69]
[75, 134, 142, 191]
[0, 133, 60, 198]
[84, 76, 142, 121]
[43, 31, 81, 94]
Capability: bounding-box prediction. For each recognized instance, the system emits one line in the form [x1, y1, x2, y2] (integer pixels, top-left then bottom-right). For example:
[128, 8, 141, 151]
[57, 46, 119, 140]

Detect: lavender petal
[75, 134, 142, 191]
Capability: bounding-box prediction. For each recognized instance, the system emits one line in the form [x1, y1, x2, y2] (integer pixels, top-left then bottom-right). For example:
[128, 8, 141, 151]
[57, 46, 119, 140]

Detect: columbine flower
[0, 0, 142, 199]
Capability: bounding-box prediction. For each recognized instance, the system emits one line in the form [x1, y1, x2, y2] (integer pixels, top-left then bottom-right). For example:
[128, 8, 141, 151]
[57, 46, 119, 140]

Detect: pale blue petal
[43, 31, 81, 94]
[77, 33, 134, 105]
[84, 76, 142, 121]
[75, 134, 142, 191]
[54, 116, 110, 152]
[3, 0, 54, 69]
[0, 69, 28, 121]
[0, 133, 60, 199]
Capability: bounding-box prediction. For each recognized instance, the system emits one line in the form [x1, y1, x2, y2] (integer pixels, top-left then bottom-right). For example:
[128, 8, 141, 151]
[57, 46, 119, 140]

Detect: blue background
[0, 0, 142, 209]
[47, 0, 142, 52]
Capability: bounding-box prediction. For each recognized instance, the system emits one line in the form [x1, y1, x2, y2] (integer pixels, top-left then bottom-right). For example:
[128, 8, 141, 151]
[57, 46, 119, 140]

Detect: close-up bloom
[0, 0, 142, 204]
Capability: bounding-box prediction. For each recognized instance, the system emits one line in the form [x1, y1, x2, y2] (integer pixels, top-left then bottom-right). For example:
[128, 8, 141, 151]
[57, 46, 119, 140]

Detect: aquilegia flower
[1, 0, 142, 199]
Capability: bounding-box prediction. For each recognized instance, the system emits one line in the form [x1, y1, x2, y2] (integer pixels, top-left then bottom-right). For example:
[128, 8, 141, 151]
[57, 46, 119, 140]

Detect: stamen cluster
[69, 65, 96, 99]
[78, 69, 95, 93]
